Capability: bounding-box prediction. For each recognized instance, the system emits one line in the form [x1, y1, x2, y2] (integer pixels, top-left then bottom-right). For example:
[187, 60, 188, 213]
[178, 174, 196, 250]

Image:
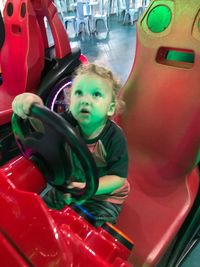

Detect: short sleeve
[106, 125, 128, 178]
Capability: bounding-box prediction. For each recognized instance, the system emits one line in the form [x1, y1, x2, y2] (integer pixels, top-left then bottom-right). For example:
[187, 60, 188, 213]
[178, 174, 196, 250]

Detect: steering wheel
[12, 104, 99, 202]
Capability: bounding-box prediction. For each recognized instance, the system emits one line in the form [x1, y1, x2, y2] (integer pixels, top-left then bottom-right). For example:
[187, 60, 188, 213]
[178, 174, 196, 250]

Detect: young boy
[12, 63, 130, 226]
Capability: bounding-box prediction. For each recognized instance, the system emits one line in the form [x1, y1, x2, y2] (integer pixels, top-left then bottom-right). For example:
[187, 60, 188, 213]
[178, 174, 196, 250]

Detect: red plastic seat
[32, 0, 71, 59]
[0, 0, 44, 125]
[116, 0, 200, 265]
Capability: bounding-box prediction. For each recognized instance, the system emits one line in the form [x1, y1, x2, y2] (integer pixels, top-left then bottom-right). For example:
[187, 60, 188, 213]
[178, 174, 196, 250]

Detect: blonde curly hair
[72, 63, 125, 115]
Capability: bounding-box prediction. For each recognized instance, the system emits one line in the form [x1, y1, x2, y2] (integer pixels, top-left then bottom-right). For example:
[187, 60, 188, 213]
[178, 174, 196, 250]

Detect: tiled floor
[66, 14, 136, 86]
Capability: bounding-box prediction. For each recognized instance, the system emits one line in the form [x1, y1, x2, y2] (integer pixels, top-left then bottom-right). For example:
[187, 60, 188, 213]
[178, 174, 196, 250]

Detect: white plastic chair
[84, 1, 92, 16]
[76, 2, 90, 36]
[123, 0, 138, 24]
[137, 6, 145, 19]
[64, 14, 76, 34]
[93, 0, 109, 33]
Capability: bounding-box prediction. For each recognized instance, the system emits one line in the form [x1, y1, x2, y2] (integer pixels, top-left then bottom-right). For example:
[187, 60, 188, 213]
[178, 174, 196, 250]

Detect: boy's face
[69, 73, 115, 129]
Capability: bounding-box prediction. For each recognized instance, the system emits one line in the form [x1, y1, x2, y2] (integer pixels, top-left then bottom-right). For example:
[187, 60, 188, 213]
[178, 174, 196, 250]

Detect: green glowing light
[166, 50, 194, 63]
[147, 5, 172, 33]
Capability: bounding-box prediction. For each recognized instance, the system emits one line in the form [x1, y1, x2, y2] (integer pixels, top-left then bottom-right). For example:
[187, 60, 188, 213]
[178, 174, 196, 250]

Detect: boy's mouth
[80, 108, 90, 114]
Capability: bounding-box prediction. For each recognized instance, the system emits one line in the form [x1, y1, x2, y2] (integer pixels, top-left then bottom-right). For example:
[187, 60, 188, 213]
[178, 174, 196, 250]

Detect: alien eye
[20, 3, 26, 18]
[6, 2, 13, 17]
[147, 5, 172, 33]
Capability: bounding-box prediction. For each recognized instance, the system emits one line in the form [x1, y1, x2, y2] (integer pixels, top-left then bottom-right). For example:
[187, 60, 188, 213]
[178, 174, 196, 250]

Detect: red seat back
[0, 0, 44, 124]
[32, 0, 71, 59]
[116, 0, 200, 265]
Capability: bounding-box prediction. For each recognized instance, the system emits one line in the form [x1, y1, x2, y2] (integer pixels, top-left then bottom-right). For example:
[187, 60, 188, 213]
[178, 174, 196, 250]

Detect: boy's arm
[63, 175, 126, 205]
[95, 175, 125, 195]
[68, 175, 125, 195]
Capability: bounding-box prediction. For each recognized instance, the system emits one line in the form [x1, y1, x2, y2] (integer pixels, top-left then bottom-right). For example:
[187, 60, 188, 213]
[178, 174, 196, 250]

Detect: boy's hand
[63, 182, 86, 205]
[69, 182, 86, 189]
[12, 93, 44, 119]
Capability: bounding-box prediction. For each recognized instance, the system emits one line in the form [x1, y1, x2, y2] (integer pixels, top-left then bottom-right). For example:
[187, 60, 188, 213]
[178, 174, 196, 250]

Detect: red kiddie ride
[1, 0, 200, 266]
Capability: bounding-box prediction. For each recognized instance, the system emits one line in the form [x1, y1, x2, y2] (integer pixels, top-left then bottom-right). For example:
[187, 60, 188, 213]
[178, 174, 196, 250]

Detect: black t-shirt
[61, 110, 130, 204]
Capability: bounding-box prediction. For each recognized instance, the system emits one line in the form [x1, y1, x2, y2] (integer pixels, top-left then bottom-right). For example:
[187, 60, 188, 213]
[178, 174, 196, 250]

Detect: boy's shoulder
[105, 119, 125, 137]
[101, 120, 128, 161]
[101, 119, 127, 146]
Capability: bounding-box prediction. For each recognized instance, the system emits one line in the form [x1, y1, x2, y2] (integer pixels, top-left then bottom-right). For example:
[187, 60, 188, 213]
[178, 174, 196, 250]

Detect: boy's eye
[93, 91, 102, 98]
[74, 89, 82, 96]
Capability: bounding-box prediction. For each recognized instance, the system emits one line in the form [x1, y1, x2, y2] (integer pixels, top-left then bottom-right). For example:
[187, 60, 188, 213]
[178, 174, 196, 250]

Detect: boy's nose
[80, 95, 91, 105]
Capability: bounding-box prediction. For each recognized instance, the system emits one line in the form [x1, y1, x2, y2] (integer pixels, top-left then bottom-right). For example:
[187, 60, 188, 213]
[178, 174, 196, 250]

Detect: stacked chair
[92, 0, 109, 32]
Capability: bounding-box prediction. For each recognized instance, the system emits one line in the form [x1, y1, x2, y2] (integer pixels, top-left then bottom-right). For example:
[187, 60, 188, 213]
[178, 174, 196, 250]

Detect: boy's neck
[79, 121, 107, 140]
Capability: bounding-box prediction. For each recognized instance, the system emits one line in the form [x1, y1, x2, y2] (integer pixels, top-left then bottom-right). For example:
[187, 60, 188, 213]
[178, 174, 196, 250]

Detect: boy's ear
[68, 92, 72, 107]
[107, 102, 116, 116]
